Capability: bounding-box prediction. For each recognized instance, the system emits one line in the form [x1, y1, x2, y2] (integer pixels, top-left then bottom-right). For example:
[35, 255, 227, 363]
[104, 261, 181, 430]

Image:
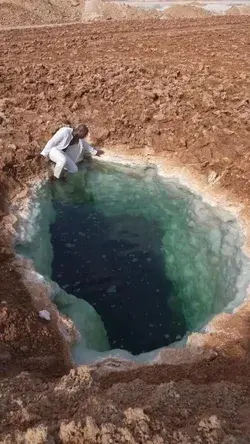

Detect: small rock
[207, 170, 218, 184]
[39, 310, 51, 321]
[71, 101, 79, 111]
[223, 128, 234, 135]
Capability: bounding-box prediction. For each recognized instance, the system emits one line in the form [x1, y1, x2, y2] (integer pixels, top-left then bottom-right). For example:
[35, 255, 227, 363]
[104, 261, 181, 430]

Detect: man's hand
[96, 149, 104, 157]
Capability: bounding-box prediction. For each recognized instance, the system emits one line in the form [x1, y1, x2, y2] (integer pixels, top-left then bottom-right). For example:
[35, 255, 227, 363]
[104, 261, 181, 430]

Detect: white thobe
[41, 126, 97, 178]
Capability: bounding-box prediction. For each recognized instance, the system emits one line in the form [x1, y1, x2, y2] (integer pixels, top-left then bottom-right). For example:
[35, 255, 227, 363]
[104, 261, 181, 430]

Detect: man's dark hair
[75, 124, 89, 138]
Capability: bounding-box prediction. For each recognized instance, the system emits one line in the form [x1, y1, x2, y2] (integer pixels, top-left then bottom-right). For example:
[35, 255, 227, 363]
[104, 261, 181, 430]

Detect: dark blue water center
[50, 195, 186, 355]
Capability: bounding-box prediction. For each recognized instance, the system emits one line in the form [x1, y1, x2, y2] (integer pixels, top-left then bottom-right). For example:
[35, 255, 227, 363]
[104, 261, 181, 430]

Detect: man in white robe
[41, 124, 98, 179]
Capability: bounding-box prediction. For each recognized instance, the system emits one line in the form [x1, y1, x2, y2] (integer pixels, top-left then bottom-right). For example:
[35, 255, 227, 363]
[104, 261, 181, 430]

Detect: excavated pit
[15, 161, 250, 364]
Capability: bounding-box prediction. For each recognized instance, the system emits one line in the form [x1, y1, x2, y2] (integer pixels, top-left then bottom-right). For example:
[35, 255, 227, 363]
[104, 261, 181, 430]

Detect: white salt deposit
[39, 310, 51, 321]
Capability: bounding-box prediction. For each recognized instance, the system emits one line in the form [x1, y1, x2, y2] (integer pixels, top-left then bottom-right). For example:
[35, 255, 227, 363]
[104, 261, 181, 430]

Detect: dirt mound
[83, 1, 215, 22]
[162, 4, 211, 18]
[0, 0, 215, 27]
[101, 2, 159, 20]
[0, 0, 160, 27]
[226, 5, 250, 16]
[0, 0, 81, 27]
[0, 2, 41, 27]
[83, 0, 160, 21]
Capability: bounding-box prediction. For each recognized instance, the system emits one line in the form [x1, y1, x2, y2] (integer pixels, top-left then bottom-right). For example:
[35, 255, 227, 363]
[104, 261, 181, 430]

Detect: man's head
[73, 124, 89, 139]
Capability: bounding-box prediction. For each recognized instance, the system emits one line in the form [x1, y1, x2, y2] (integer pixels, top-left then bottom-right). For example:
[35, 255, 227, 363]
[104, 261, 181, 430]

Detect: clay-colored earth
[1, 14, 250, 444]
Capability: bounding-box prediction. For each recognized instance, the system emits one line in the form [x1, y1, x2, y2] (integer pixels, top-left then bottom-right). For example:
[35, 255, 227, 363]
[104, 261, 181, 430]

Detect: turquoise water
[15, 161, 250, 361]
[50, 180, 186, 355]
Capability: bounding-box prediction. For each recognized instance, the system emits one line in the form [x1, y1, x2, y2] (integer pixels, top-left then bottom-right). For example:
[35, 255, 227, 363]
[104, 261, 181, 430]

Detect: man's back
[41, 127, 73, 157]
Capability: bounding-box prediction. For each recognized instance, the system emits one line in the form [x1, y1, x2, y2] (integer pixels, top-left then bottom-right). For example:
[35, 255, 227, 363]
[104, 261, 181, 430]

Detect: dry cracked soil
[0, 15, 250, 444]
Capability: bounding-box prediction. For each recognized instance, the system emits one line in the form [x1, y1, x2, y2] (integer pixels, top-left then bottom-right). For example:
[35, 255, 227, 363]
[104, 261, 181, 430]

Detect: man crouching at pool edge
[40, 124, 102, 180]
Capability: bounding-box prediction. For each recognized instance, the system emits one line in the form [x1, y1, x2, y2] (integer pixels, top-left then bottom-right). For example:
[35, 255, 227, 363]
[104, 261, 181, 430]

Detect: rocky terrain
[1, 14, 250, 444]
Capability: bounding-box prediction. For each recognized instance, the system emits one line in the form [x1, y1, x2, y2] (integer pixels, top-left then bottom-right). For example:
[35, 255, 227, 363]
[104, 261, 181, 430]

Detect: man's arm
[79, 139, 98, 156]
[40, 128, 66, 157]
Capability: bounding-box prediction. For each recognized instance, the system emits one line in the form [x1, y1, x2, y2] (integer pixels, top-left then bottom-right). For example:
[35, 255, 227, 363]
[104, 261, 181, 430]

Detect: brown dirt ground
[1, 15, 250, 444]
